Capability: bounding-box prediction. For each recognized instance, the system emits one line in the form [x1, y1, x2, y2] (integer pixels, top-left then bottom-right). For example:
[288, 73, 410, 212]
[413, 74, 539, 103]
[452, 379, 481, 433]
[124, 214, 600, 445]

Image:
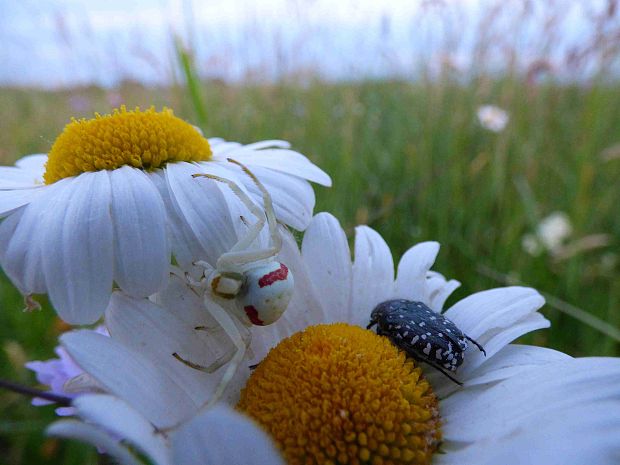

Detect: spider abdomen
[238, 262, 294, 326]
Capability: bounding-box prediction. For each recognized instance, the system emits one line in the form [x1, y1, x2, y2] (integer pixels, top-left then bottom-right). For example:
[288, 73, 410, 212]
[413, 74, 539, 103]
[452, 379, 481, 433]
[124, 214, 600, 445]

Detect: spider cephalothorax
[209, 262, 293, 326]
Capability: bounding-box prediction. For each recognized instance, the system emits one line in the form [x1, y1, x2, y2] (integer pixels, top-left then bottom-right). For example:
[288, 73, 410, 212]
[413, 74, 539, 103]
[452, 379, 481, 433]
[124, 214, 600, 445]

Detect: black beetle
[367, 299, 485, 385]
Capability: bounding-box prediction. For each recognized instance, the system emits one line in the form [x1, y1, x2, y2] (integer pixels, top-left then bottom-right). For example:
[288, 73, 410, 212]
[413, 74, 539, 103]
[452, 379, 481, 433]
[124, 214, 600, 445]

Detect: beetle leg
[419, 359, 463, 386]
[465, 335, 486, 356]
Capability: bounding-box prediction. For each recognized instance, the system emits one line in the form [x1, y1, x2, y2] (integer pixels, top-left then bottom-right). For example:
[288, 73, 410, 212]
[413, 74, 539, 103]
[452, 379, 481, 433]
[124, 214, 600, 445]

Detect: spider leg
[197, 298, 248, 412]
[199, 160, 285, 272]
[171, 351, 233, 373]
[226, 158, 281, 252]
[215, 246, 281, 272]
[170, 264, 209, 294]
[194, 170, 280, 272]
[23, 295, 41, 312]
[169, 265, 186, 281]
[217, 158, 285, 270]
[170, 321, 236, 372]
[192, 172, 267, 254]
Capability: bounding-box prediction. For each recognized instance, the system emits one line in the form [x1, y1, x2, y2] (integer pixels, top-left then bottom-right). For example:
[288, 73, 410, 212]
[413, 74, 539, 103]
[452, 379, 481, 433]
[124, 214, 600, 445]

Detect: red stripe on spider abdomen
[258, 263, 289, 288]
[244, 305, 265, 326]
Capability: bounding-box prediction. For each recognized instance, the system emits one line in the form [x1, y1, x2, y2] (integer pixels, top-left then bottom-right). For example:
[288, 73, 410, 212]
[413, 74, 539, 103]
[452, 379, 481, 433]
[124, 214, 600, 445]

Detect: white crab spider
[172, 159, 294, 410]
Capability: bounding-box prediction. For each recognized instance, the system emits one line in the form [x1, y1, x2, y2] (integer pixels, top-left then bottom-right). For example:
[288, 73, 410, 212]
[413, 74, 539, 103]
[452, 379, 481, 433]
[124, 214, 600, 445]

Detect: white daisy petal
[61, 330, 195, 428]
[0, 169, 42, 188]
[207, 137, 226, 146]
[241, 140, 290, 150]
[73, 394, 171, 465]
[426, 271, 461, 311]
[14, 153, 48, 173]
[0, 154, 46, 187]
[301, 213, 352, 322]
[444, 312, 550, 387]
[223, 148, 332, 186]
[0, 208, 44, 294]
[47, 420, 144, 465]
[42, 171, 114, 324]
[432, 343, 571, 399]
[110, 167, 169, 297]
[0, 175, 72, 294]
[351, 225, 395, 327]
[0, 187, 44, 216]
[440, 358, 620, 465]
[0, 179, 79, 295]
[444, 286, 545, 338]
[149, 171, 205, 274]
[208, 140, 243, 155]
[394, 241, 440, 305]
[464, 344, 572, 386]
[172, 406, 284, 465]
[165, 162, 237, 266]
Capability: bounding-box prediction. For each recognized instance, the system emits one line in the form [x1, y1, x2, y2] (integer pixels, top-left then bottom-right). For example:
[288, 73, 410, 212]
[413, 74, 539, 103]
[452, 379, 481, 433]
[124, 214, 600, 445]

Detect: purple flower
[26, 326, 108, 415]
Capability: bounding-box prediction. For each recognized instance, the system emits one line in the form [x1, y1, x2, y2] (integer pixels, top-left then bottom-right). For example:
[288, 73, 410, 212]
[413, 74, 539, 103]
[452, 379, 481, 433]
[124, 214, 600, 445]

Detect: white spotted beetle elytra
[368, 299, 486, 385]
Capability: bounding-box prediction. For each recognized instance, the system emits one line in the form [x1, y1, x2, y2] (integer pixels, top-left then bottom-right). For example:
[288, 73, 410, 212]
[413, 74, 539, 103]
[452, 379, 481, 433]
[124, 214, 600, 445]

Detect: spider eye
[239, 262, 294, 326]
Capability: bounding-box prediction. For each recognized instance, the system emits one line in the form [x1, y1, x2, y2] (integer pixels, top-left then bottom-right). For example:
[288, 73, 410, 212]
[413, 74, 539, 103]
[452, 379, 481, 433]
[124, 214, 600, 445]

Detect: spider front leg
[172, 345, 233, 374]
[194, 158, 283, 272]
[192, 172, 268, 257]
[197, 298, 249, 411]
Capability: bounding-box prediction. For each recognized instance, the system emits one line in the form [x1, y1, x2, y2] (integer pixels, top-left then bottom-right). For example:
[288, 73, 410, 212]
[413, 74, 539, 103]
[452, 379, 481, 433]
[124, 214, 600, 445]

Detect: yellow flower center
[238, 323, 441, 465]
[43, 106, 212, 184]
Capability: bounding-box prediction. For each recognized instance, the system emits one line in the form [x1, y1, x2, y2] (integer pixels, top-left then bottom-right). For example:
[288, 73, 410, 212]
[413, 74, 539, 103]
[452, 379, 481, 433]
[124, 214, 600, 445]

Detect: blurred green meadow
[1, 73, 620, 463]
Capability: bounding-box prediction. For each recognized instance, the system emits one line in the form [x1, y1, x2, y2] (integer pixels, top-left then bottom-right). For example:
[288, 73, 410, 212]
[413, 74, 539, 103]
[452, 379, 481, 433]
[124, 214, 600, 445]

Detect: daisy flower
[0, 106, 330, 324]
[477, 104, 509, 132]
[44, 213, 620, 465]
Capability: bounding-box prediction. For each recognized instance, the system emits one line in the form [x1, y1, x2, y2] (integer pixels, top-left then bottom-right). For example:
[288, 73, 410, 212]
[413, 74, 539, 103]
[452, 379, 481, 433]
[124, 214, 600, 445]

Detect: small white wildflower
[477, 105, 510, 132]
[537, 211, 573, 253]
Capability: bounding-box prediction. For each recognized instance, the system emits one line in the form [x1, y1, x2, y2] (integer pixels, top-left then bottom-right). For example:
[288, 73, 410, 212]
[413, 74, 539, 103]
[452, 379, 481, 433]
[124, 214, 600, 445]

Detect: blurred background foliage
[1, 0, 620, 463]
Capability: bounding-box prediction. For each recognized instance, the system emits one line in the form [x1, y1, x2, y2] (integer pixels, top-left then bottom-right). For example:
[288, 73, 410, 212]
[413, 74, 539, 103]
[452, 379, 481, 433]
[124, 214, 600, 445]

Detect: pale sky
[0, 0, 614, 88]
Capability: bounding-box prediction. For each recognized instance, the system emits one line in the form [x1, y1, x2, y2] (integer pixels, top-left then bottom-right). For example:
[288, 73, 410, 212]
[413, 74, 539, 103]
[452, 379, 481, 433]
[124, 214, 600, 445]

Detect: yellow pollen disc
[43, 106, 212, 184]
[238, 323, 441, 465]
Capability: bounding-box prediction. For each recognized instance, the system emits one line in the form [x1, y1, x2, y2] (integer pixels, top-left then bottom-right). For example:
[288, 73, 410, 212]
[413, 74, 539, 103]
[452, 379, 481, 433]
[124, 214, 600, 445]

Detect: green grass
[0, 76, 619, 463]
